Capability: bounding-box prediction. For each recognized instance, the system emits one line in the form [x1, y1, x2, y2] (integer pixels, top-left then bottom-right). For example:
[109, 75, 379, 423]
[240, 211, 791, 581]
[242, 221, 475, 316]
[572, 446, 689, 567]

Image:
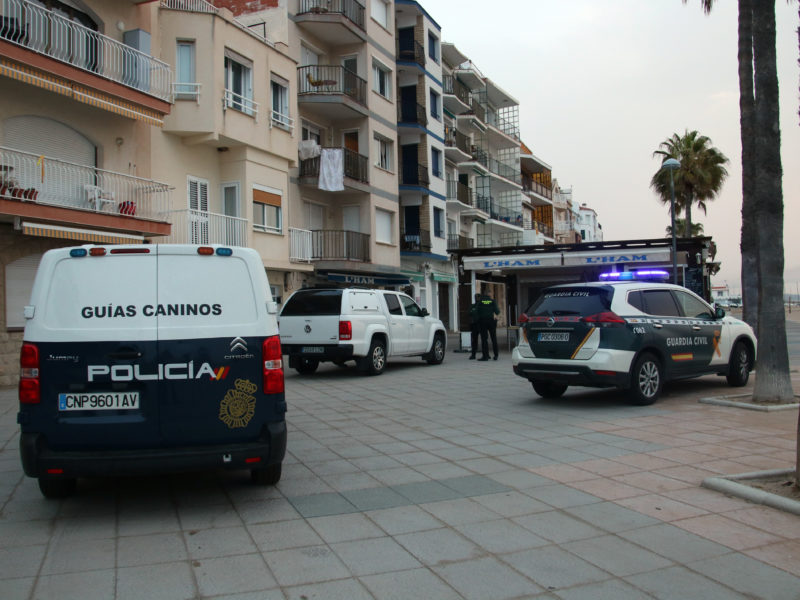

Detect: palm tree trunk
[683, 199, 693, 239]
[751, 1, 793, 407]
[739, 0, 759, 335]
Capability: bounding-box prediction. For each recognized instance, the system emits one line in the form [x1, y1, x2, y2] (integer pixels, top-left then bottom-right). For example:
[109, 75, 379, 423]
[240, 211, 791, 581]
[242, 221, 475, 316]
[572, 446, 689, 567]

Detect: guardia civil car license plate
[58, 392, 140, 411]
[537, 332, 570, 342]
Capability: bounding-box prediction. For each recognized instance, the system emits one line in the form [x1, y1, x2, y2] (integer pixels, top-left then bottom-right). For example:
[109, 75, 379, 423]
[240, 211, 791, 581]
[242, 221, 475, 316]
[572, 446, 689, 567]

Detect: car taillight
[262, 335, 284, 394]
[518, 313, 529, 324]
[339, 320, 352, 341]
[19, 342, 40, 404]
[582, 311, 626, 326]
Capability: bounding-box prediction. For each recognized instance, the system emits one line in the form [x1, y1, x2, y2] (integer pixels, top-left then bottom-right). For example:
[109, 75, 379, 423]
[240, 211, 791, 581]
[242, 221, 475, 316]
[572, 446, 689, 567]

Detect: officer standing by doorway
[477, 286, 500, 361]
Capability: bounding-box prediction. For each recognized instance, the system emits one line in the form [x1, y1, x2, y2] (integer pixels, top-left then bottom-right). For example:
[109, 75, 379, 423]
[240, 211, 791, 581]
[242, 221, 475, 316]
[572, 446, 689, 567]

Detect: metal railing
[297, 65, 367, 106]
[312, 229, 369, 261]
[465, 98, 486, 123]
[523, 218, 553, 238]
[160, 0, 218, 13]
[1, 0, 173, 102]
[488, 156, 521, 185]
[487, 109, 520, 140]
[447, 234, 473, 251]
[446, 179, 471, 206]
[0, 146, 170, 220]
[271, 110, 294, 131]
[470, 146, 488, 168]
[173, 82, 201, 102]
[398, 39, 424, 67]
[397, 101, 427, 126]
[297, 0, 366, 30]
[443, 75, 469, 106]
[444, 126, 470, 155]
[401, 163, 429, 187]
[162, 209, 248, 245]
[299, 147, 369, 184]
[400, 228, 431, 252]
[290, 227, 313, 262]
[223, 89, 259, 119]
[521, 174, 553, 199]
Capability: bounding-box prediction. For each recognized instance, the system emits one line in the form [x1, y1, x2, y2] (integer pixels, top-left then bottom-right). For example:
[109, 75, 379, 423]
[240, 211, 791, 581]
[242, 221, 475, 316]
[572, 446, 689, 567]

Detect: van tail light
[262, 335, 284, 394]
[339, 320, 352, 341]
[19, 343, 40, 404]
[582, 311, 626, 327]
[518, 313, 529, 324]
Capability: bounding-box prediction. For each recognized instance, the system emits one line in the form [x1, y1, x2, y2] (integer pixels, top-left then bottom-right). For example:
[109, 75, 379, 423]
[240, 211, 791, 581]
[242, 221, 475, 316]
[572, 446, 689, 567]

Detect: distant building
[578, 203, 603, 242]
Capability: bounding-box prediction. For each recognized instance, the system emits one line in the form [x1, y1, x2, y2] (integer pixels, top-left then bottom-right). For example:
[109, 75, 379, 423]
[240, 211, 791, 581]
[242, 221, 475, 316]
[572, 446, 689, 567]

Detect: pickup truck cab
[279, 288, 447, 375]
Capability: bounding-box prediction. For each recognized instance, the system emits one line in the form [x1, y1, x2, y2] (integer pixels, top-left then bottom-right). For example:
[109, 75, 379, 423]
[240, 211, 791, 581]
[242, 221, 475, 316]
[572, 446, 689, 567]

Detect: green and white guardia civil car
[512, 281, 757, 405]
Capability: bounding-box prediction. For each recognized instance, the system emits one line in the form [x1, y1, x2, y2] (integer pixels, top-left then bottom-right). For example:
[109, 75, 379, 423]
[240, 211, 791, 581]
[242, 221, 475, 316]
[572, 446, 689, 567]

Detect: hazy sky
[425, 0, 799, 295]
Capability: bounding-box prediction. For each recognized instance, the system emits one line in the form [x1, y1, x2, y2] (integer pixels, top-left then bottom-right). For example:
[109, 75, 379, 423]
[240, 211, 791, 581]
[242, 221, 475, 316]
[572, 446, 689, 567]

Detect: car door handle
[653, 323, 663, 329]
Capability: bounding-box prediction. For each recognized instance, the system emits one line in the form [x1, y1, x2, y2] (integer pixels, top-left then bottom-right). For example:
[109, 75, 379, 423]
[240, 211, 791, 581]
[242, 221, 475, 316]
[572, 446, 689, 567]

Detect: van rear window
[281, 290, 342, 316]
[527, 287, 612, 317]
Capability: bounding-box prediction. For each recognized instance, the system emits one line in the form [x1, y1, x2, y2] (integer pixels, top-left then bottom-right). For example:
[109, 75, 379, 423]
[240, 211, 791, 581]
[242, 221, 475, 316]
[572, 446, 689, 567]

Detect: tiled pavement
[1, 330, 799, 599]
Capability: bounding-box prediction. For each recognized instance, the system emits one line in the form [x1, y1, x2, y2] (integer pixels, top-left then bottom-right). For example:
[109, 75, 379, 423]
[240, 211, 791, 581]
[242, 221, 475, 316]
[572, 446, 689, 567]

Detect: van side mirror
[267, 301, 279, 315]
[714, 306, 726, 319]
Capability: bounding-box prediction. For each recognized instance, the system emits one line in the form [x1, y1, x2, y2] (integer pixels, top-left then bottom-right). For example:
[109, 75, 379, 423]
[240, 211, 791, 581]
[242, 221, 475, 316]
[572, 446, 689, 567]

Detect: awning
[561, 248, 671, 267]
[463, 247, 673, 271]
[432, 272, 457, 283]
[463, 252, 563, 271]
[325, 271, 410, 286]
[400, 270, 425, 282]
[22, 222, 144, 244]
[0, 59, 164, 126]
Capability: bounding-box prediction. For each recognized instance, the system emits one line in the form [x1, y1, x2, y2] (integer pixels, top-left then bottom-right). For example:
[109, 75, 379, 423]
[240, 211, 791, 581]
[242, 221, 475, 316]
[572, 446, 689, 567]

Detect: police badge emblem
[219, 379, 257, 428]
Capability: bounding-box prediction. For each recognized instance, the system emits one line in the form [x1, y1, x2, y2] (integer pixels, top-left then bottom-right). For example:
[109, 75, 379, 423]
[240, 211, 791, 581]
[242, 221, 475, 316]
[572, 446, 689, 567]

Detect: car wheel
[38, 477, 77, 499]
[360, 338, 386, 375]
[726, 341, 752, 387]
[295, 358, 319, 375]
[531, 380, 568, 399]
[629, 352, 662, 405]
[425, 333, 446, 365]
[251, 463, 282, 486]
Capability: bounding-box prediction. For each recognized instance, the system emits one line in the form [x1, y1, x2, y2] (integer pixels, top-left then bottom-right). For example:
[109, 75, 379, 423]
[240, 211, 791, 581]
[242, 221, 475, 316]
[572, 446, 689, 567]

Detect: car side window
[400, 294, 422, 317]
[673, 290, 714, 319]
[383, 292, 403, 316]
[641, 289, 681, 317]
[627, 291, 644, 312]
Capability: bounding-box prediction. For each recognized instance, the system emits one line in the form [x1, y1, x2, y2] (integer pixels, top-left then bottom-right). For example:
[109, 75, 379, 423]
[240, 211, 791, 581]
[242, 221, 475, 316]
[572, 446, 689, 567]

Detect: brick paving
[0, 326, 798, 599]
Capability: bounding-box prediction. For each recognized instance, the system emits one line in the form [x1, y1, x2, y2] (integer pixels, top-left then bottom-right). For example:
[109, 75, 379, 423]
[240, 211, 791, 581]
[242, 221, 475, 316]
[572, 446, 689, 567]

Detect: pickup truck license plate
[537, 332, 569, 342]
[58, 392, 140, 411]
[301, 346, 324, 354]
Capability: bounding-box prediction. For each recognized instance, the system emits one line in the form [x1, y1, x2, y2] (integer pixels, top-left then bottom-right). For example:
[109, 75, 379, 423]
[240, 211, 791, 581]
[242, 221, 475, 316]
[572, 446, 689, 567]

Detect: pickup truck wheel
[425, 333, 446, 364]
[360, 338, 386, 375]
[295, 358, 319, 375]
[251, 463, 282, 485]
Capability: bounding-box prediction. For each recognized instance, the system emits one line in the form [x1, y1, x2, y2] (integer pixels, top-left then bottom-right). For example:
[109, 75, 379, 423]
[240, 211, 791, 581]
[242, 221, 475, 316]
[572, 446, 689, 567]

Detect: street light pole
[662, 158, 681, 285]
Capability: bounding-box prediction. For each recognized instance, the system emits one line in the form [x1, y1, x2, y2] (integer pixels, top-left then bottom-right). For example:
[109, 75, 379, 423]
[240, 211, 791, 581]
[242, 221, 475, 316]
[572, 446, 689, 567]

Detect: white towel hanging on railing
[298, 140, 321, 160]
[318, 148, 344, 191]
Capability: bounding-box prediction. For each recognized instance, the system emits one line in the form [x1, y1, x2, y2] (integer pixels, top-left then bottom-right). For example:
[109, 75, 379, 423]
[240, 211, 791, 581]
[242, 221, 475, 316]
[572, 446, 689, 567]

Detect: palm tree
[665, 219, 704, 237]
[650, 130, 729, 238]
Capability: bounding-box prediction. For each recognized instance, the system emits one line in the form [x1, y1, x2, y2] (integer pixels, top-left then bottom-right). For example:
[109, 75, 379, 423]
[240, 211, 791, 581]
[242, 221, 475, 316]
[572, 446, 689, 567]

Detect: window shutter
[253, 189, 281, 207]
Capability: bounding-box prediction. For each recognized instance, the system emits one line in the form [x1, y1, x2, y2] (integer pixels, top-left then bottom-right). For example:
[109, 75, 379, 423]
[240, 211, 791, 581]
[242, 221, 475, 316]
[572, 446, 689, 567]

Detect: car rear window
[527, 287, 612, 317]
[281, 289, 342, 316]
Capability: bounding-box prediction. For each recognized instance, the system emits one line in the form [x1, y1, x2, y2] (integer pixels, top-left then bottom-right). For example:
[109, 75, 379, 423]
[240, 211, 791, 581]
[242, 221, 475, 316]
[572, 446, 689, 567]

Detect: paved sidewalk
[1, 330, 799, 599]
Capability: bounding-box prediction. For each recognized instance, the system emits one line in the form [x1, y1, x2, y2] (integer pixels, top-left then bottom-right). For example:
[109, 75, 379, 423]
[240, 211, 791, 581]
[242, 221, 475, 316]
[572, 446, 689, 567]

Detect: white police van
[18, 244, 286, 498]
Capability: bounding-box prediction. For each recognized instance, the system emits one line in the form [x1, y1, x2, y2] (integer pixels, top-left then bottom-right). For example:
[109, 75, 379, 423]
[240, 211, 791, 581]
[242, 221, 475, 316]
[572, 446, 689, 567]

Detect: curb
[699, 393, 800, 412]
[702, 469, 800, 515]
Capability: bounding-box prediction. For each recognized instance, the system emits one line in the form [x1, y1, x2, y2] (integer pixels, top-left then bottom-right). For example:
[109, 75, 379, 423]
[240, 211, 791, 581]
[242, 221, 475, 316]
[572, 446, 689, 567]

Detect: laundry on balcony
[298, 140, 321, 160]
[318, 148, 344, 191]
[84, 184, 116, 212]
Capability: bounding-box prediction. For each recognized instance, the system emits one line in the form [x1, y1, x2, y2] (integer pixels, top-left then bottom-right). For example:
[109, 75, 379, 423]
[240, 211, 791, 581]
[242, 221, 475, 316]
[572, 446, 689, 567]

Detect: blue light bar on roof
[599, 270, 669, 281]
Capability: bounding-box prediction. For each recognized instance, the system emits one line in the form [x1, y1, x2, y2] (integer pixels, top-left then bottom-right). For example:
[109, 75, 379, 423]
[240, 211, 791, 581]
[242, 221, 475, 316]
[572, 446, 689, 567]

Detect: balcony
[442, 75, 470, 114]
[521, 174, 553, 201]
[162, 209, 248, 245]
[297, 65, 368, 119]
[524, 218, 553, 239]
[488, 156, 521, 187]
[397, 39, 424, 68]
[397, 101, 427, 127]
[295, 0, 367, 45]
[447, 233, 473, 251]
[400, 228, 431, 252]
[446, 179, 471, 205]
[312, 229, 370, 261]
[299, 147, 369, 187]
[400, 163, 429, 188]
[160, 0, 218, 13]
[0, 146, 170, 232]
[1, 0, 172, 103]
[444, 126, 470, 162]
[290, 227, 313, 262]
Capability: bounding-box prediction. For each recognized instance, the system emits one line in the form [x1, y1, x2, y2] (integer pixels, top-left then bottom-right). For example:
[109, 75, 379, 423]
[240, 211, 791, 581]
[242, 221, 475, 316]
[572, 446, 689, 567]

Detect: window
[372, 60, 392, 99]
[175, 41, 197, 100]
[400, 294, 423, 317]
[253, 185, 282, 234]
[433, 207, 444, 238]
[384, 292, 403, 315]
[188, 176, 209, 244]
[302, 121, 321, 144]
[271, 74, 292, 130]
[674, 290, 713, 319]
[642, 289, 681, 317]
[430, 89, 440, 120]
[374, 134, 393, 171]
[428, 31, 439, 63]
[371, 0, 389, 28]
[224, 51, 254, 115]
[431, 147, 442, 178]
[375, 208, 393, 244]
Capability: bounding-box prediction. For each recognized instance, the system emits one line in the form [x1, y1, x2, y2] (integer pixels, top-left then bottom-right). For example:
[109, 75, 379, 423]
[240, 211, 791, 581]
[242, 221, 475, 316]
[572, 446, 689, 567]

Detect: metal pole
[669, 171, 678, 284]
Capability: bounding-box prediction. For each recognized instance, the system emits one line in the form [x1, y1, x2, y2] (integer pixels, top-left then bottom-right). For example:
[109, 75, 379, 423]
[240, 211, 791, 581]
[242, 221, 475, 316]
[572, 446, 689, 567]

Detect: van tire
[360, 338, 386, 375]
[295, 358, 319, 375]
[38, 477, 76, 499]
[629, 352, 662, 405]
[425, 333, 446, 364]
[532, 380, 568, 399]
[726, 341, 752, 387]
[251, 463, 282, 485]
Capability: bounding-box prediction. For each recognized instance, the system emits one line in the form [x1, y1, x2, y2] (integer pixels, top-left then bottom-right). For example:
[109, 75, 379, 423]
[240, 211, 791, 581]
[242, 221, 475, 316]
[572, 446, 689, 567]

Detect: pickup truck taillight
[262, 335, 284, 394]
[19, 343, 40, 404]
[339, 320, 352, 340]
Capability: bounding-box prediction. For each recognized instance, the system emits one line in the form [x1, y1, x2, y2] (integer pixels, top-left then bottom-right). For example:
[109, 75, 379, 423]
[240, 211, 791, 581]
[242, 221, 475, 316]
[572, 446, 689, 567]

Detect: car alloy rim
[435, 339, 444, 360]
[737, 348, 749, 377]
[639, 361, 659, 397]
[374, 346, 385, 369]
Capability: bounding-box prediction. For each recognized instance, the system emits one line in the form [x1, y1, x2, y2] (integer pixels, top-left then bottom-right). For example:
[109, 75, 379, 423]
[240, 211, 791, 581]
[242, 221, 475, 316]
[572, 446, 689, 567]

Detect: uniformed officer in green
[476, 288, 500, 361]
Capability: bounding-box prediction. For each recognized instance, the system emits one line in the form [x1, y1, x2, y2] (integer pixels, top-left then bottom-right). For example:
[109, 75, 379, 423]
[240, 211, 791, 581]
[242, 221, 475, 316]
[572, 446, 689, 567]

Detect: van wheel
[360, 338, 386, 375]
[425, 333, 446, 364]
[532, 380, 568, 399]
[38, 477, 76, 499]
[251, 463, 282, 486]
[295, 358, 319, 375]
[726, 341, 752, 387]
[629, 352, 662, 405]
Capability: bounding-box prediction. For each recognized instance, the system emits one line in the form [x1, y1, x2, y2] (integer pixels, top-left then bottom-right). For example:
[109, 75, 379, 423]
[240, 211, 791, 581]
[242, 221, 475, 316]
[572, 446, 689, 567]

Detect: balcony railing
[162, 209, 248, 245]
[299, 147, 369, 184]
[400, 229, 431, 252]
[298, 65, 367, 106]
[447, 233, 473, 251]
[446, 179, 471, 206]
[160, 0, 218, 13]
[486, 110, 520, 140]
[464, 98, 486, 123]
[290, 227, 313, 262]
[443, 75, 469, 105]
[1, 0, 173, 102]
[401, 163, 429, 187]
[0, 146, 170, 220]
[398, 101, 427, 126]
[312, 229, 369, 261]
[470, 146, 488, 168]
[223, 89, 259, 119]
[398, 39, 424, 67]
[521, 175, 553, 199]
[523, 218, 553, 238]
[297, 0, 366, 30]
[488, 156, 521, 185]
[444, 126, 470, 156]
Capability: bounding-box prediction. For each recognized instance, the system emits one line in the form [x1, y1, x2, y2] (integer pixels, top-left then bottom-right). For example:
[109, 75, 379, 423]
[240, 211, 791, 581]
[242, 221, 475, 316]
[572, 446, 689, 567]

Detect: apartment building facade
[578, 202, 603, 242]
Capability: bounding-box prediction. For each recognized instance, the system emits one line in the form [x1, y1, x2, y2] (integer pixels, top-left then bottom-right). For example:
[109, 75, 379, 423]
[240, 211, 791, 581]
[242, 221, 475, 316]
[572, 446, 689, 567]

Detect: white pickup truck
[278, 288, 447, 375]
